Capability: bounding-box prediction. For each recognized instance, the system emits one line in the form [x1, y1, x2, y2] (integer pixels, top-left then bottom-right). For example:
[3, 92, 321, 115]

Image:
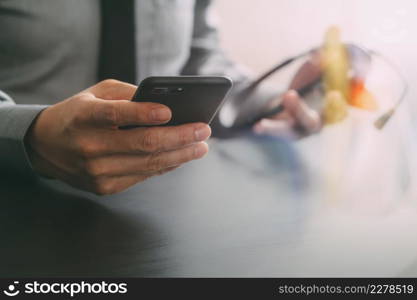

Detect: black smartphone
[131, 76, 233, 126]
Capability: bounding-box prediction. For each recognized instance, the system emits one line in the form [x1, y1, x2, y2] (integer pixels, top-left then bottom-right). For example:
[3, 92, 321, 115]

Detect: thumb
[86, 79, 137, 100]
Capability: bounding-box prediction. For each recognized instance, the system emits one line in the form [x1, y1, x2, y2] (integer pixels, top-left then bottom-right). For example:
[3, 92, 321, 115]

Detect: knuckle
[100, 79, 121, 88]
[84, 160, 106, 178]
[70, 95, 93, 125]
[146, 153, 165, 172]
[76, 139, 101, 158]
[177, 147, 195, 165]
[76, 93, 94, 102]
[141, 129, 160, 152]
[92, 179, 115, 196]
[99, 103, 119, 126]
[134, 103, 149, 122]
[185, 146, 197, 161]
[177, 127, 191, 147]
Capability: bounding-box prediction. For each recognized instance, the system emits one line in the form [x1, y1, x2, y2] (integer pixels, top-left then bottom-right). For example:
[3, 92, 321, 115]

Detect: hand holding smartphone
[130, 76, 232, 126]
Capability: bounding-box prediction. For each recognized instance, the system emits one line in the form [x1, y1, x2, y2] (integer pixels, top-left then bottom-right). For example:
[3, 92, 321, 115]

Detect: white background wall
[214, 0, 415, 72]
[214, 0, 417, 113]
[211, 3, 417, 276]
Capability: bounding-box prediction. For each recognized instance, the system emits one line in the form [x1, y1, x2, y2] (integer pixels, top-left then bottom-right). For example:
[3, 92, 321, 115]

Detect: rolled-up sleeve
[0, 90, 47, 178]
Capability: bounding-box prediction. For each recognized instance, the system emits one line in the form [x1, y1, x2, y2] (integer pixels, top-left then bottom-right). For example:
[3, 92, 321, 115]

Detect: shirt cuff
[0, 105, 49, 179]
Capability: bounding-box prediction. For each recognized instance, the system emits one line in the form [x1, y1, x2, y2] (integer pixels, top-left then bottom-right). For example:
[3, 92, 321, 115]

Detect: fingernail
[194, 124, 211, 141]
[151, 107, 171, 121]
[194, 143, 208, 158]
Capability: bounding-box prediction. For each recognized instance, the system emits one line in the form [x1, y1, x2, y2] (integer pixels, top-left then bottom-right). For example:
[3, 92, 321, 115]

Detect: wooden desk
[1, 123, 417, 277]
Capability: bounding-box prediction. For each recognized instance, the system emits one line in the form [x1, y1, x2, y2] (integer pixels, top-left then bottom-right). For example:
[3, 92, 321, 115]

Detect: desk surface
[1, 118, 417, 277]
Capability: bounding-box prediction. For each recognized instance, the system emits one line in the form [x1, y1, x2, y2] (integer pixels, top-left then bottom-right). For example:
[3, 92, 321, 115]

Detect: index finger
[102, 122, 212, 154]
[88, 99, 172, 127]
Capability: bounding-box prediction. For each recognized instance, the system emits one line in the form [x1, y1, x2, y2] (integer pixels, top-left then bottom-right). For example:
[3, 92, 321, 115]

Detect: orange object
[349, 79, 378, 111]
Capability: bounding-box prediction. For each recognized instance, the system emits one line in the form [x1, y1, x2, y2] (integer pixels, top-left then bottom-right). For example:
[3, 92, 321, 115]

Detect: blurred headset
[219, 44, 407, 130]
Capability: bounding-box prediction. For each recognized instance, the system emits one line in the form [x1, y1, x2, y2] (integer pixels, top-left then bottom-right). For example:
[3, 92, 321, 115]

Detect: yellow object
[321, 26, 351, 101]
[323, 90, 348, 124]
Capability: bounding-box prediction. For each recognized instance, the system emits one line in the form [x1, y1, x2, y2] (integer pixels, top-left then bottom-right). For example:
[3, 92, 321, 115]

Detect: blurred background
[215, 0, 416, 119]
[210, 0, 417, 276]
[214, 0, 417, 205]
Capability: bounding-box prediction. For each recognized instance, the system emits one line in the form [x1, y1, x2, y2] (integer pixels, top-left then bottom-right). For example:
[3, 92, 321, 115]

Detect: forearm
[0, 91, 47, 178]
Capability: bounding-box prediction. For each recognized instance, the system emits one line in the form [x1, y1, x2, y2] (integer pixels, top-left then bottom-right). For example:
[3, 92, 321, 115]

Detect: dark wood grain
[1, 134, 416, 277]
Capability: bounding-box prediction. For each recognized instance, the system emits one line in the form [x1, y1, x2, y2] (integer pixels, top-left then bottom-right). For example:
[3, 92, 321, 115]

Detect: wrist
[24, 107, 54, 178]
